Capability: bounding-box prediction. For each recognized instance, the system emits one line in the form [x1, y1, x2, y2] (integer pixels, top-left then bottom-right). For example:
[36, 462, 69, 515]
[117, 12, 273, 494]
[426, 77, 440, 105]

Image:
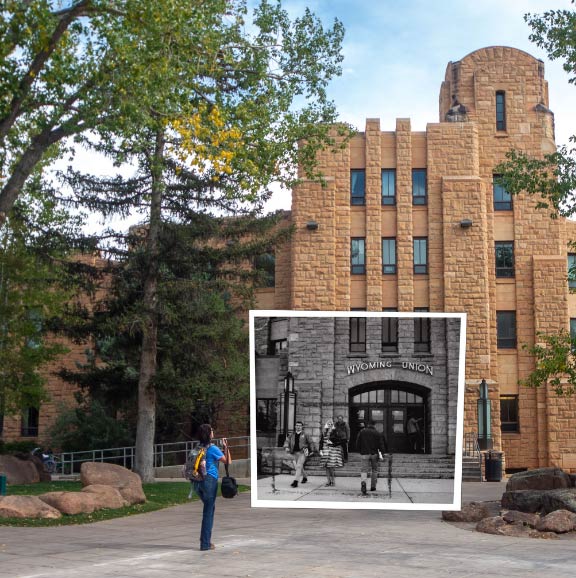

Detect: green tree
[496, 3, 576, 395]
[0, 183, 82, 416]
[51, 0, 345, 482]
[0, 0, 346, 223]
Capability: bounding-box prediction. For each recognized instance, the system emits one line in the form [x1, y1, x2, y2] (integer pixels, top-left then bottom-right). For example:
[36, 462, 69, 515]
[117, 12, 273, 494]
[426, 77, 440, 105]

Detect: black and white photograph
[250, 311, 466, 510]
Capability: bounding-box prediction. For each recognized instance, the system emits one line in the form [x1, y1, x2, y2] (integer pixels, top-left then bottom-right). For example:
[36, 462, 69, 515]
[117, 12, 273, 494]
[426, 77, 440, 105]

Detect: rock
[502, 510, 539, 528]
[0, 495, 61, 519]
[536, 509, 576, 533]
[476, 515, 537, 538]
[118, 485, 146, 505]
[38, 491, 100, 515]
[506, 468, 572, 492]
[82, 485, 128, 509]
[501, 490, 547, 513]
[442, 502, 492, 522]
[541, 489, 576, 515]
[0, 455, 40, 484]
[80, 462, 146, 505]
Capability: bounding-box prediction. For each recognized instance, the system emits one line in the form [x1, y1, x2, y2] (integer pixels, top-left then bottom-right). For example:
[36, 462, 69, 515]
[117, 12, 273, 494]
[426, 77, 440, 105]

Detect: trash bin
[0, 474, 6, 496]
[484, 450, 503, 482]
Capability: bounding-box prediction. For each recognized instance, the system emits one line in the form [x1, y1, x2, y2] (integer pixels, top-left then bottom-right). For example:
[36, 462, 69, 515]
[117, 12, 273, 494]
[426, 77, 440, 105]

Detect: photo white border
[249, 310, 467, 511]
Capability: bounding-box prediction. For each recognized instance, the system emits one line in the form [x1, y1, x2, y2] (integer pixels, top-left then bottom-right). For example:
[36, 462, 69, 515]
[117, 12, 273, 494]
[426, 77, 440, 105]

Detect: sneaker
[301, 477, 308, 484]
[200, 543, 215, 551]
[370, 487, 376, 492]
[361, 481, 367, 495]
[290, 480, 298, 488]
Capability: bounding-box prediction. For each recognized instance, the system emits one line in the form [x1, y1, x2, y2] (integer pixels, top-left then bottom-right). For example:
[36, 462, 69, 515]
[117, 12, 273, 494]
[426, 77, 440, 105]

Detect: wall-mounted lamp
[460, 219, 473, 229]
[306, 221, 319, 231]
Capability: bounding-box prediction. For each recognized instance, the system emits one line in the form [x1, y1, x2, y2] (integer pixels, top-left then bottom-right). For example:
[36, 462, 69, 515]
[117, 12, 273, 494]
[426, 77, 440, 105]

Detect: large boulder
[442, 502, 493, 523]
[536, 509, 576, 534]
[502, 510, 539, 528]
[80, 462, 146, 505]
[476, 516, 534, 537]
[0, 495, 61, 519]
[82, 484, 128, 509]
[541, 488, 576, 515]
[506, 468, 572, 492]
[501, 490, 547, 513]
[0, 455, 40, 484]
[38, 491, 100, 515]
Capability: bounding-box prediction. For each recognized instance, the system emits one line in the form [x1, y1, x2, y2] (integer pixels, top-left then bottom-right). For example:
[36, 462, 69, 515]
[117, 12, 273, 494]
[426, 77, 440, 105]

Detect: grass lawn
[0, 481, 247, 527]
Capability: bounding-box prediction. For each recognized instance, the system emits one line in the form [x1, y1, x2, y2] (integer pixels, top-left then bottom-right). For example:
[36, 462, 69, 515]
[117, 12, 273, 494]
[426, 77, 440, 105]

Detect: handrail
[463, 431, 481, 458]
[57, 436, 250, 476]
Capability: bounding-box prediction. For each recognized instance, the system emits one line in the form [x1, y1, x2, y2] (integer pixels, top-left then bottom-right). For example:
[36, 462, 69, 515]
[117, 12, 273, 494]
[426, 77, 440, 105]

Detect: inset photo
[250, 311, 466, 510]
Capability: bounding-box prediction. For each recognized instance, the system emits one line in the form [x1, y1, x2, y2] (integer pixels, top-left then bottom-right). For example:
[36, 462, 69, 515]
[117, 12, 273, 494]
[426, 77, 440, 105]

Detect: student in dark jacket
[355, 420, 389, 495]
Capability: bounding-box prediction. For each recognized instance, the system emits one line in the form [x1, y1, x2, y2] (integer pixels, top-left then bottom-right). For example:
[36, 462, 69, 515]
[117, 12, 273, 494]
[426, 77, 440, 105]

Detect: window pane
[569, 254, 576, 289]
[414, 309, 431, 353]
[381, 169, 396, 205]
[500, 395, 518, 432]
[496, 91, 506, 131]
[350, 317, 366, 352]
[493, 175, 512, 211]
[391, 390, 399, 403]
[351, 170, 366, 205]
[497, 311, 517, 349]
[382, 316, 398, 352]
[412, 169, 427, 205]
[495, 242, 514, 278]
[413, 238, 428, 274]
[351, 238, 366, 275]
[382, 238, 397, 274]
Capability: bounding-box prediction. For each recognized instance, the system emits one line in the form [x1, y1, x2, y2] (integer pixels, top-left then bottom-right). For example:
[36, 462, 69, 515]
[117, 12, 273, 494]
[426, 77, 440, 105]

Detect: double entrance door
[348, 384, 427, 454]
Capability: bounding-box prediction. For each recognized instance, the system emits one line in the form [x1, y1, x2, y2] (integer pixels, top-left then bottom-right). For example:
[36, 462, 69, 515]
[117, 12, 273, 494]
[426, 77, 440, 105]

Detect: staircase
[302, 453, 455, 479]
[462, 455, 482, 481]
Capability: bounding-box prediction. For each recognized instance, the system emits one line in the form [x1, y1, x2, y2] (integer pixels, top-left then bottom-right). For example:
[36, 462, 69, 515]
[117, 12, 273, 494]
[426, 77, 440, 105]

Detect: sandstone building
[254, 46, 576, 473]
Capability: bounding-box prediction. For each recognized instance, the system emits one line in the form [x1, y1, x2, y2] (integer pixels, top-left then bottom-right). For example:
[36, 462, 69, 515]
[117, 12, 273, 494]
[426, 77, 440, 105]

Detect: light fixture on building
[279, 371, 297, 446]
[306, 221, 319, 231]
[460, 219, 473, 228]
[477, 379, 493, 450]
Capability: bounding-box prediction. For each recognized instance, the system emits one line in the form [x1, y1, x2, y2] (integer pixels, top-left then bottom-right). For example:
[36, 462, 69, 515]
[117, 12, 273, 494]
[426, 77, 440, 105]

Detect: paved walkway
[1, 481, 576, 578]
[255, 474, 455, 506]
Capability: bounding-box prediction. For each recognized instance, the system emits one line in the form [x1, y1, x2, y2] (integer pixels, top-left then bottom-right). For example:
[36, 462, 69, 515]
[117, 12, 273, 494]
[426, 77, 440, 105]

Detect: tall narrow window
[413, 238, 428, 274]
[350, 317, 366, 353]
[569, 254, 576, 290]
[381, 169, 396, 206]
[21, 407, 39, 437]
[497, 311, 517, 349]
[570, 318, 576, 352]
[412, 169, 427, 205]
[253, 253, 275, 288]
[500, 395, 519, 432]
[414, 308, 431, 353]
[496, 91, 506, 131]
[495, 242, 514, 278]
[256, 399, 278, 433]
[268, 317, 288, 354]
[493, 175, 512, 211]
[351, 238, 366, 274]
[382, 238, 397, 274]
[382, 309, 398, 353]
[351, 170, 366, 206]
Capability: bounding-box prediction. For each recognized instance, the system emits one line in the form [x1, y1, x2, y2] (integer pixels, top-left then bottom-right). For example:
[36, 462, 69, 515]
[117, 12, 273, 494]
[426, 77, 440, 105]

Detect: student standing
[193, 424, 231, 551]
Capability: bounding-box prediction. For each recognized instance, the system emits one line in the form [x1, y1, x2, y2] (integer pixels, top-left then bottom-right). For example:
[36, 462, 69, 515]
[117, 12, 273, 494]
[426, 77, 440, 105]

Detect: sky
[263, 0, 576, 211]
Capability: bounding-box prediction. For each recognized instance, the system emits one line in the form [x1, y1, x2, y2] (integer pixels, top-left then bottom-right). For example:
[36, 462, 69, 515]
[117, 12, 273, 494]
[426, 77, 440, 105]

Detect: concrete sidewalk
[256, 474, 455, 505]
[1, 482, 576, 578]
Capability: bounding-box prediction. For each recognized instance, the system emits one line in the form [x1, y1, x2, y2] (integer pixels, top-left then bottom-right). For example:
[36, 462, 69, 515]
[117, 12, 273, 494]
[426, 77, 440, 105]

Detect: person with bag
[283, 421, 311, 488]
[355, 420, 389, 495]
[192, 423, 232, 551]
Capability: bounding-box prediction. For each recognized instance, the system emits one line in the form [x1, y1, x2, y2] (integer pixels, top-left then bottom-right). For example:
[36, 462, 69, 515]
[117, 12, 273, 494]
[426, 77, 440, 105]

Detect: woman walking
[193, 423, 232, 551]
[319, 419, 343, 486]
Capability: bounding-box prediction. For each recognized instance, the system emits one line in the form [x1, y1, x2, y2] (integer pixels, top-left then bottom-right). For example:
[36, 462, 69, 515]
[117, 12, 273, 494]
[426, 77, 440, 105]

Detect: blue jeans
[194, 475, 218, 550]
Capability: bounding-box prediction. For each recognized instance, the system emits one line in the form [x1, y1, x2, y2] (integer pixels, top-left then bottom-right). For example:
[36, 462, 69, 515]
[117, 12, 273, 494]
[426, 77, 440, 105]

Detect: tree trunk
[133, 128, 164, 483]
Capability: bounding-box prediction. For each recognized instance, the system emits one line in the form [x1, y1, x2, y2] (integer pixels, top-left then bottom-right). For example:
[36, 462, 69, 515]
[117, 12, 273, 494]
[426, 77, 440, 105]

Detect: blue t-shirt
[204, 444, 224, 479]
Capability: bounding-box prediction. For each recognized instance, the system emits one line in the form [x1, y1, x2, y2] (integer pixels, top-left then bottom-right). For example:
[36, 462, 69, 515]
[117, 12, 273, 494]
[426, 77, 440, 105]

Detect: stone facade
[256, 46, 576, 472]
[255, 315, 462, 457]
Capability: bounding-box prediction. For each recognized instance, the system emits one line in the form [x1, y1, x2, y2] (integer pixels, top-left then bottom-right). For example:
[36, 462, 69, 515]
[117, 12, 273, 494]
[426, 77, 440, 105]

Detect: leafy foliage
[521, 331, 576, 396]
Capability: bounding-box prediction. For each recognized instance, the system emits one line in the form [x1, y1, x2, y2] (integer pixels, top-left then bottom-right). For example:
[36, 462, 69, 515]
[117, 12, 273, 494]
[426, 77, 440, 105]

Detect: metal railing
[57, 436, 250, 476]
[463, 431, 481, 458]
